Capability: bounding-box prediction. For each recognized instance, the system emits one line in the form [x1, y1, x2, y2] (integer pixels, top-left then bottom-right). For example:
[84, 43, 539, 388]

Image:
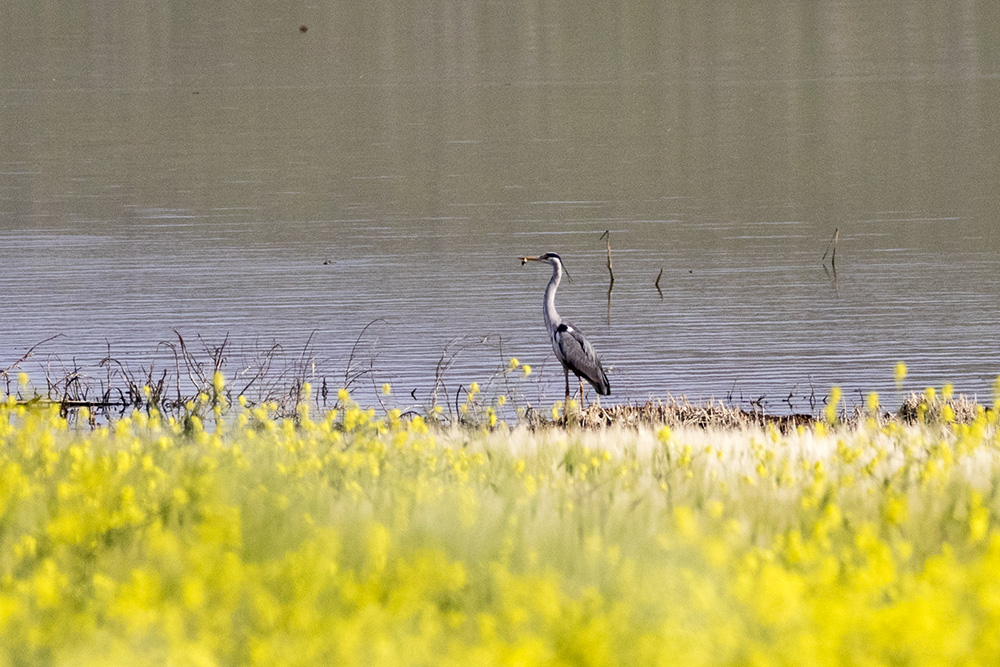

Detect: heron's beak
[519, 255, 542, 265]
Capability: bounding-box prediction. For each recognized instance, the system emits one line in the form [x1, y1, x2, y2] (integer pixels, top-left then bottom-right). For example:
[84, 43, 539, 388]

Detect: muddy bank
[526, 394, 987, 431]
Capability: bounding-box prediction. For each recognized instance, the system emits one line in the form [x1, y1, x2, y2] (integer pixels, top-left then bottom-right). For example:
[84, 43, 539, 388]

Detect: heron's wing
[555, 322, 611, 395]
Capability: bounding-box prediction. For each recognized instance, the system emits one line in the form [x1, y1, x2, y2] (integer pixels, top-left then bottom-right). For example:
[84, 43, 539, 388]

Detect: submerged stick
[821, 228, 840, 294]
[599, 230, 615, 285]
[600, 230, 615, 324]
[822, 228, 839, 269]
[607, 284, 612, 325]
[655, 267, 663, 299]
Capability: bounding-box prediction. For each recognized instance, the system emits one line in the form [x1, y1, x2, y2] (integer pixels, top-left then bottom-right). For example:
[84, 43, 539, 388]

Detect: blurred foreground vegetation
[2, 374, 1000, 665]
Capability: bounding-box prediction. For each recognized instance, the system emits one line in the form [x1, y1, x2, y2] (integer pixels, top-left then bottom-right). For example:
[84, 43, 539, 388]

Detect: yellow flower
[894, 361, 907, 385]
[508, 357, 520, 369]
[970, 493, 989, 542]
[382, 383, 392, 396]
[825, 386, 842, 424]
[883, 495, 907, 525]
[213, 371, 226, 393]
[522, 364, 532, 377]
[673, 506, 696, 538]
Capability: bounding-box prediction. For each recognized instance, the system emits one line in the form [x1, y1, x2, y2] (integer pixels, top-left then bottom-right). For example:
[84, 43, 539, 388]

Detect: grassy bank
[2, 379, 1000, 665]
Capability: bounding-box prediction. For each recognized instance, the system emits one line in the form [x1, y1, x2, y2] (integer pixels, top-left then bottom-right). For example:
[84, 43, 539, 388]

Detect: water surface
[3, 1, 1000, 412]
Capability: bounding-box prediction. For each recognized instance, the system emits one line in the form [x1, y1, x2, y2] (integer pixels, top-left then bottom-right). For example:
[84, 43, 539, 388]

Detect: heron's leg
[579, 378, 586, 409]
[564, 367, 571, 422]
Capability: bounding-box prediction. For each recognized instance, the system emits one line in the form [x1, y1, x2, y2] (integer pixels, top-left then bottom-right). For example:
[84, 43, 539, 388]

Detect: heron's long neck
[543, 262, 562, 331]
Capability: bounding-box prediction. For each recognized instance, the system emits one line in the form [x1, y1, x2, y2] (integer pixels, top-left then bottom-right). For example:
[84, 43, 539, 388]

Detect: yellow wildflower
[894, 361, 907, 385]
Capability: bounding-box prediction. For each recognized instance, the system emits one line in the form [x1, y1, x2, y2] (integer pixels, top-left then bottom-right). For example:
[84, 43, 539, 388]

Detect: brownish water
[3, 1, 1000, 411]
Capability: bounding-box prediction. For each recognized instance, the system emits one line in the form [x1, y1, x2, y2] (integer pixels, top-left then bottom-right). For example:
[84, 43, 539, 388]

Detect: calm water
[3, 1, 1000, 412]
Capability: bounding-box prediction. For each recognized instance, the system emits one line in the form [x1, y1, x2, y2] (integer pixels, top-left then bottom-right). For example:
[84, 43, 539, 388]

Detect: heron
[519, 253, 610, 413]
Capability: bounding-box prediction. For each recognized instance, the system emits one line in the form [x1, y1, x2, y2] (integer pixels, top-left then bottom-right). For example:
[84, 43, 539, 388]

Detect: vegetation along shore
[2, 363, 1000, 664]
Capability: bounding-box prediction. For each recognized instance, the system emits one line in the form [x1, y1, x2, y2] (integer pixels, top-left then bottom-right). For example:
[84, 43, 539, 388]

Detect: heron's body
[521, 253, 610, 405]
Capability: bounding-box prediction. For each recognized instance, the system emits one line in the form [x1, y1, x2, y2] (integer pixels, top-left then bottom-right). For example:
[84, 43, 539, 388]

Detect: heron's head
[518, 252, 571, 281]
[518, 252, 562, 267]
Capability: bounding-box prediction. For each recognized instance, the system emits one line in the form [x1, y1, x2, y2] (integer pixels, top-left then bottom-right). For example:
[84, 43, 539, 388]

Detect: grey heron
[519, 253, 611, 411]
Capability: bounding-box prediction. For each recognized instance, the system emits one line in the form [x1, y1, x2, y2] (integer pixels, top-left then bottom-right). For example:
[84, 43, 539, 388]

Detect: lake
[2, 0, 1000, 413]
